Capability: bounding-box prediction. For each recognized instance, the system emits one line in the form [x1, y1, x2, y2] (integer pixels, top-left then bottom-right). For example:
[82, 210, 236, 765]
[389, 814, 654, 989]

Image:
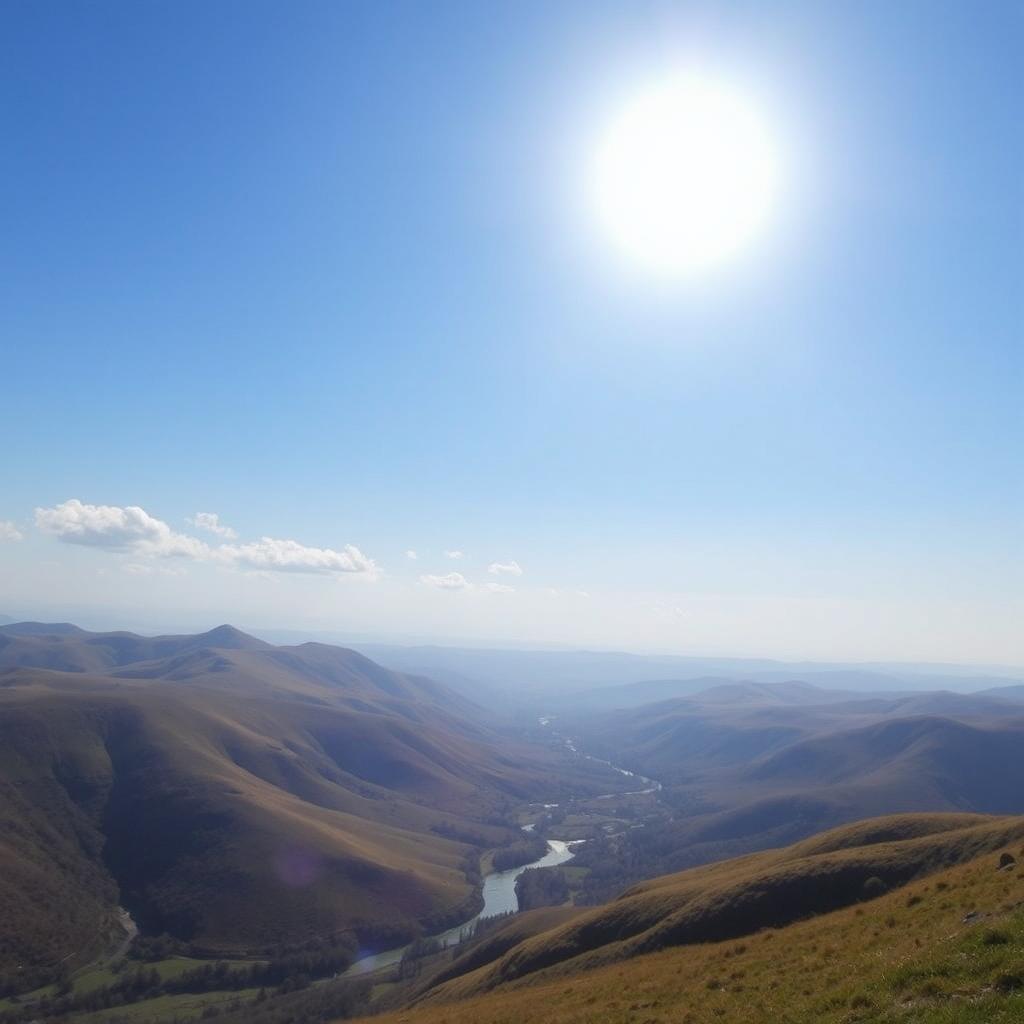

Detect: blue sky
[1, 1, 1021, 662]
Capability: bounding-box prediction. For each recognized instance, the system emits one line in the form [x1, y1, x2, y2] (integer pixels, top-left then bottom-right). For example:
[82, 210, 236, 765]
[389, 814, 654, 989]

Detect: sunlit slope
[423, 906, 586, 993]
[416, 814, 1024, 1002]
[353, 814, 1024, 1024]
[0, 623, 269, 675]
[0, 622, 484, 719]
[0, 625, 623, 987]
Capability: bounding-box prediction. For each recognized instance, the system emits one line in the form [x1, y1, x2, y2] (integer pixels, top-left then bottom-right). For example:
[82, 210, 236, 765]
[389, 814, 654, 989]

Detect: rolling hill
[418, 813, 1024, 999]
[342, 813, 1024, 1024]
[346, 643, 1024, 710]
[0, 624, 626, 996]
[545, 684, 1024, 895]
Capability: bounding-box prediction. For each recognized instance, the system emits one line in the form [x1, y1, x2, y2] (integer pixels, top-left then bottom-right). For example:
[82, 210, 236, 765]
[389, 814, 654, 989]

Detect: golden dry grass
[349, 821, 1024, 1024]
[416, 813, 1024, 1004]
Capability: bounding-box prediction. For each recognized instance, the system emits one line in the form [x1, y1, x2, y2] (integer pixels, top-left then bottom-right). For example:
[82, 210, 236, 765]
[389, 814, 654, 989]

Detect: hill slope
[418, 813, 1024, 1001]
[0, 625, 625, 994]
[556, 687, 1024, 891]
[347, 813, 1024, 1024]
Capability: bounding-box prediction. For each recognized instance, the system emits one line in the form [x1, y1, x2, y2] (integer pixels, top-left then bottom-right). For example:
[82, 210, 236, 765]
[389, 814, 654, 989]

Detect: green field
[69, 986, 263, 1023]
[0, 955, 262, 1022]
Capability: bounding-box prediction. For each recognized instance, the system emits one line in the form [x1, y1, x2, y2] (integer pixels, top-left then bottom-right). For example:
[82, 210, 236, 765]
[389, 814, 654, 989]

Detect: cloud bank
[36, 499, 208, 558]
[217, 537, 374, 575]
[34, 499, 376, 579]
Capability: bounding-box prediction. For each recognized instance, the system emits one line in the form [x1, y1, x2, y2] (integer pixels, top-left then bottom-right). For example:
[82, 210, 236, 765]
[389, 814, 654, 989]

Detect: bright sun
[590, 73, 782, 277]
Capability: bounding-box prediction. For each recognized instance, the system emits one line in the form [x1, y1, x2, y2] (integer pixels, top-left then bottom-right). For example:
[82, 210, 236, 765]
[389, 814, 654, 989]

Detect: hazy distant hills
[346, 642, 1024, 711]
[6, 622, 1024, 1019]
[0, 624, 624, 990]
[572, 681, 1024, 779]
[558, 681, 1024, 880]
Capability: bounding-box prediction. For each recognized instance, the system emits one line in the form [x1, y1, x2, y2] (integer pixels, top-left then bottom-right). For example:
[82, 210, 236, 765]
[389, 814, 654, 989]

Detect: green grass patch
[70, 955, 258, 996]
[70, 986, 263, 1023]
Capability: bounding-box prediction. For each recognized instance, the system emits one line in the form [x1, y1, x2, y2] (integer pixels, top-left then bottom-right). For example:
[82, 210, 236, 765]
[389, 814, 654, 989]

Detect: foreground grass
[350, 844, 1024, 1023]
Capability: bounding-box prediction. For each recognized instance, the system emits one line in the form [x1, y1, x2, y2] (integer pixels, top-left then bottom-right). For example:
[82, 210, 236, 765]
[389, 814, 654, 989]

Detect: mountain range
[5, 622, 1024, 1023]
[0, 622, 623, 994]
[553, 680, 1024, 886]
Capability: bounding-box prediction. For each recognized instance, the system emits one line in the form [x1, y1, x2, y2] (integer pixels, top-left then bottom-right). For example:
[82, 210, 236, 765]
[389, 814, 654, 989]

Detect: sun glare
[589, 73, 782, 277]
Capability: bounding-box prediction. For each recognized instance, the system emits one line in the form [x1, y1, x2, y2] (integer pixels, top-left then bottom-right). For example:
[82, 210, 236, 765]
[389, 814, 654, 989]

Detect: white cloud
[488, 559, 523, 577]
[485, 581, 515, 594]
[187, 512, 237, 539]
[420, 572, 470, 590]
[406, 549, 419, 560]
[34, 499, 377, 579]
[0, 521, 23, 542]
[444, 550, 464, 560]
[35, 500, 209, 558]
[216, 537, 376, 576]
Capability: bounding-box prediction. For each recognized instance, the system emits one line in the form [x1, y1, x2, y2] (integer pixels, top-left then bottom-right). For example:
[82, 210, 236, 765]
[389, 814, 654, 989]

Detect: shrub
[861, 876, 888, 901]
[993, 972, 1023, 992]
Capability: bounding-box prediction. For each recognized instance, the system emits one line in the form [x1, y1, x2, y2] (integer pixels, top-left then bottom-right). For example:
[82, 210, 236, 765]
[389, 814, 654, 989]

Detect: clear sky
[1, 1, 1021, 663]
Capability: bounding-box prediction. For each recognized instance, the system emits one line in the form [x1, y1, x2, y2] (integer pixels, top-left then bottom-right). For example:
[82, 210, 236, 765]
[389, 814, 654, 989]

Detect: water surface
[343, 838, 579, 976]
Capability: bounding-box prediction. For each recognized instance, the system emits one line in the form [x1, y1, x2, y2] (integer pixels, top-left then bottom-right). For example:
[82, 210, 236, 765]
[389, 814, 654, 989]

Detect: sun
[589, 73, 782, 277]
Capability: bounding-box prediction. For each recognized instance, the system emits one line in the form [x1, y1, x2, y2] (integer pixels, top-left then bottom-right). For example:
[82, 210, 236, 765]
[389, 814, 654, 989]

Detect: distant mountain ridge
[550, 680, 1024, 890]
[348, 642, 1024, 710]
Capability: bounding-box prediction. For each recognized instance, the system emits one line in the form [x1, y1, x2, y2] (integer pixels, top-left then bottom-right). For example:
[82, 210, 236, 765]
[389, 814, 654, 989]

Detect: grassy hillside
[0, 625, 627, 995]
[416, 813, 1024, 1000]
[349, 813, 1024, 1024]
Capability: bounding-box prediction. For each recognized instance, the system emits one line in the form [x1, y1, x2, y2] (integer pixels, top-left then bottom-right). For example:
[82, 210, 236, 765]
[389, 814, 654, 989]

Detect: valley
[4, 624, 1024, 1024]
[5, 7, 1013, 1020]
[0, 623, 632, 1013]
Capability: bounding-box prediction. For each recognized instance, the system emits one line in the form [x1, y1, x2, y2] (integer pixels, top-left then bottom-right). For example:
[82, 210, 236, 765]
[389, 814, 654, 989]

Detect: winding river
[342, 838, 580, 976]
[342, 723, 659, 978]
